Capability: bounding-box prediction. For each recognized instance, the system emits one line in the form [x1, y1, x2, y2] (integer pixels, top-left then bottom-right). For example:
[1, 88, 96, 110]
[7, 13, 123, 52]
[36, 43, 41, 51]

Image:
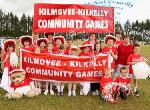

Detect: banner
[33, 3, 114, 33]
[21, 49, 108, 82]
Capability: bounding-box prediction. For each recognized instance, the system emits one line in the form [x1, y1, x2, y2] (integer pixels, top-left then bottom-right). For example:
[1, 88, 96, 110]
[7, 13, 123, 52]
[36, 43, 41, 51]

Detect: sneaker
[44, 90, 49, 95]
[50, 90, 54, 95]
[57, 92, 61, 96]
[134, 90, 139, 97]
[80, 90, 83, 95]
[95, 90, 99, 95]
[72, 91, 76, 97]
[92, 92, 96, 95]
[68, 91, 72, 96]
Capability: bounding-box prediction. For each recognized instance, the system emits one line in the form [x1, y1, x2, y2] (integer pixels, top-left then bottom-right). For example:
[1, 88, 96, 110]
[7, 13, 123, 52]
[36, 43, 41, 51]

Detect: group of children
[0, 32, 147, 103]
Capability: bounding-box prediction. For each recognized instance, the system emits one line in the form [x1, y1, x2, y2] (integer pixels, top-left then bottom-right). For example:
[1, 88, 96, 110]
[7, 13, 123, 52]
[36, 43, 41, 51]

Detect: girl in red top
[91, 42, 101, 95]
[19, 35, 34, 52]
[64, 38, 73, 55]
[79, 42, 92, 96]
[68, 46, 78, 97]
[0, 39, 17, 92]
[117, 36, 133, 76]
[44, 42, 55, 96]
[127, 44, 145, 96]
[100, 68, 117, 103]
[52, 36, 65, 54]
[102, 35, 118, 71]
[34, 38, 48, 95]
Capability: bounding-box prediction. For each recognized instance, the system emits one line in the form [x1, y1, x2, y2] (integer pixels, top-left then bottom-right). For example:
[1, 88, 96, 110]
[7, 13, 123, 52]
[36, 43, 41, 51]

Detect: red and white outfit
[0, 39, 16, 92]
[127, 53, 144, 78]
[79, 43, 92, 95]
[117, 44, 133, 75]
[19, 35, 34, 52]
[52, 36, 65, 54]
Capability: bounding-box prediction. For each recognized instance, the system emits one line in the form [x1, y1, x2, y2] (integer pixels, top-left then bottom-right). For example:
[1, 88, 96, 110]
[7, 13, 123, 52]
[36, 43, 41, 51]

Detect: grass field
[0, 42, 150, 110]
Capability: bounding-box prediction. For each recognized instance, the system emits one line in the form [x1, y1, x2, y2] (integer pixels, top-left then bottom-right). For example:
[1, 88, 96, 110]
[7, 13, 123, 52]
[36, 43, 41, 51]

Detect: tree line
[0, 9, 150, 43]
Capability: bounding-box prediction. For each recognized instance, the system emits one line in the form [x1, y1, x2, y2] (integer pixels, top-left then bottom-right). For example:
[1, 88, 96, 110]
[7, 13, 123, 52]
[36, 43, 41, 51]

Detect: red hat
[36, 38, 48, 46]
[104, 35, 117, 44]
[19, 35, 33, 46]
[79, 42, 92, 51]
[3, 39, 16, 52]
[70, 45, 78, 51]
[52, 36, 65, 45]
[9, 67, 26, 75]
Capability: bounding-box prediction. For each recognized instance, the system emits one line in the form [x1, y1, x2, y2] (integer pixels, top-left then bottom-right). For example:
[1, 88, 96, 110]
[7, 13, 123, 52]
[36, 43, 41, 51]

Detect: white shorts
[15, 86, 31, 96]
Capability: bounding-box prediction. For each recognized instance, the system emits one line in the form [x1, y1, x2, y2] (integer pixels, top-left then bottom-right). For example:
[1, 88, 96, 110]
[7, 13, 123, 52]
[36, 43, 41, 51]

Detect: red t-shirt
[100, 76, 113, 92]
[115, 76, 130, 84]
[115, 40, 124, 47]
[127, 54, 143, 74]
[117, 44, 133, 65]
[102, 46, 118, 68]
[64, 46, 71, 55]
[52, 46, 59, 54]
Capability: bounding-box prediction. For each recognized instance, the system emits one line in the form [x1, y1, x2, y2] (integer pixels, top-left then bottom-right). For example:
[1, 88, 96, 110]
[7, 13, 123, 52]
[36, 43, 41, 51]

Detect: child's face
[67, 40, 73, 46]
[107, 39, 114, 47]
[104, 69, 111, 77]
[48, 44, 52, 51]
[90, 34, 96, 40]
[56, 39, 62, 46]
[96, 44, 100, 52]
[121, 69, 127, 77]
[124, 37, 130, 44]
[7, 46, 13, 53]
[24, 41, 30, 47]
[59, 49, 64, 54]
[70, 50, 77, 55]
[133, 46, 140, 54]
[40, 42, 46, 48]
[116, 34, 122, 39]
[83, 47, 90, 53]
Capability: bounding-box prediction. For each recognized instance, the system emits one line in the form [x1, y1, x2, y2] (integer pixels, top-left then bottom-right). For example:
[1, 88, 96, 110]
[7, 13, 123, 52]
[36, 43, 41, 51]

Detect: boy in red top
[0, 39, 17, 92]
[64, 38, 73, 55]
[79, 42, 92, 95]
[117, 36, 133, 77]
[100, 68, 117, 103]
[52, 36, 65, 54]
[102, 35, 118, 71]
[19, 35, 34, 52]
[127, 44, 145, 96]
[114, 67, 131, 100]
[114, 31, 124, 48]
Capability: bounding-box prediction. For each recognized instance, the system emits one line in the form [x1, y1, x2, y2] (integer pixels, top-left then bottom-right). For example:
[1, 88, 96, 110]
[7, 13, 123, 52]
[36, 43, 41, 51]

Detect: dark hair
[115, 31, 122, 35]
[133, 43, 140, 49]
[123, 36, 130, 40]
[67, 38, 73, 42]
[94, 42, 101, 52]
[45, 33, 54, 38]
[120, 66, 127, 73]
[59, 44, 64, 50]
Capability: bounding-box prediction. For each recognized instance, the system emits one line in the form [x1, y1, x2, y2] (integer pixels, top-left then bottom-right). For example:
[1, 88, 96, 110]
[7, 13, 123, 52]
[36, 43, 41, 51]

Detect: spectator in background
[45, 33, 54, 42]
[32, 32, 39, 47]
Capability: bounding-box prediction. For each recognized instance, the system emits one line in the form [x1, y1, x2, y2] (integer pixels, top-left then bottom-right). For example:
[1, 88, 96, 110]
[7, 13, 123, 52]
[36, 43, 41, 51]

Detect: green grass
[0, 43, 150, 110]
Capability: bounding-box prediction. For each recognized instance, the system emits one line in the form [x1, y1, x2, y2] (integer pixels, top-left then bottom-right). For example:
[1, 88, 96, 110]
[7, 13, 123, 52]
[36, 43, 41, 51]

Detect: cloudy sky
[0, 0, 150, 23]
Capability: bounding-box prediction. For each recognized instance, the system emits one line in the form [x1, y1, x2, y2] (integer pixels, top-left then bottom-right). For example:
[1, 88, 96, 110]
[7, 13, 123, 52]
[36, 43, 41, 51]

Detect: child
[0, 39, 17, 92]
[52, 36, 65, 54]
[56, 45, 65, 96]
[100, 68, 117, 103]
[64, 38, 73, 55]
[19, 35, 34, 52]
[91, 42, 101, 95]
[34, 38, 48, 95]
[44, 42, 54, 95]
[127, 44, 145, 96]
[68, 45, 78, 97]
[102, 35, 118, 73]
[79, 42, 92, 96]
[114, 67, 131, 100]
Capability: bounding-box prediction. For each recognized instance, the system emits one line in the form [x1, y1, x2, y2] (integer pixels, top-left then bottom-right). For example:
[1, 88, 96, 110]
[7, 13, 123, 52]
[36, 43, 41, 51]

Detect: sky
[0, 0, 150, 23]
